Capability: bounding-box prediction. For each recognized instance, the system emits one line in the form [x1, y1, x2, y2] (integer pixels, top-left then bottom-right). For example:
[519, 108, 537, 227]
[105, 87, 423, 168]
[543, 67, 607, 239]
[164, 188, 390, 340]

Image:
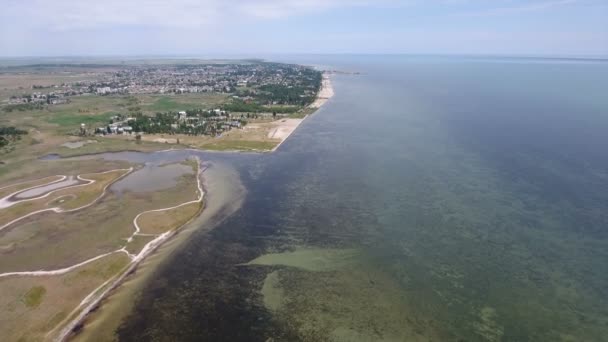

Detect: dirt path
[52, 159, 205, 342]
[0, 168, 133, 231]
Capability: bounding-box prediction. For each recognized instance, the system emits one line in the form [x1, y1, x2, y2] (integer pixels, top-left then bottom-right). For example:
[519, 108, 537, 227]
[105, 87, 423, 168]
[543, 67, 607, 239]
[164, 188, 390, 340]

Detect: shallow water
[110, 163, 192, 194]
[14, 176, 79, 199]
[105, 56, 608, 341]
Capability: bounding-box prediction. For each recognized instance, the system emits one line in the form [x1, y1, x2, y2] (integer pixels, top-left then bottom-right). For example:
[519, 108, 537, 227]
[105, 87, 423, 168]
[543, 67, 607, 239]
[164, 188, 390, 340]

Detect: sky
[0, 0, 606, 57]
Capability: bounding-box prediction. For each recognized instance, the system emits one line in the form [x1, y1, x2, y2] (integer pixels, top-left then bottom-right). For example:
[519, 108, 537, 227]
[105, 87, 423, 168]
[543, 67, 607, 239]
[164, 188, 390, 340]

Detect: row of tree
[0, 126, 27, 148]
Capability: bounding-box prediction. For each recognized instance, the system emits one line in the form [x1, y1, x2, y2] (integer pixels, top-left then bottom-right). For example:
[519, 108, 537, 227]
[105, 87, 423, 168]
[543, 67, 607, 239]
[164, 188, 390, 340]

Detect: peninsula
[0, 58, 334, 341]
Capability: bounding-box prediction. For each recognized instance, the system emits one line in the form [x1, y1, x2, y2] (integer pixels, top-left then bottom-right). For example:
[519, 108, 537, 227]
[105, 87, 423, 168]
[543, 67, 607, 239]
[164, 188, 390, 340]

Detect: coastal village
[0, 59, 333, 341]
[3, 62, 329, 147]
[5, 62, 321, 109]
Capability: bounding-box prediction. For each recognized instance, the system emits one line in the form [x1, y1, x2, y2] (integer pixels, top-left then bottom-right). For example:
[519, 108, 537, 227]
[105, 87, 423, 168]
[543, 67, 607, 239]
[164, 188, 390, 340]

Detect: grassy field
[139, 93, 228, 112]
[0, 175, 62, 198]
[137, 201, 202, 235]
[0, 252, 131, 342]
[0, 162, 199, 273]
[0, 159, 131, 190]
[0, 169, 129, 228]
[124, 235, 155, 255]
[0, 159, 203, 340]
[1, 92, 229, 136]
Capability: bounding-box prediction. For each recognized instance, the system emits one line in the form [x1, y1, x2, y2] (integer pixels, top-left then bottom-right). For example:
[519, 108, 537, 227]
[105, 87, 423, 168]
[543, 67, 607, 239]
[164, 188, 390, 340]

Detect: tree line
[0, 126, 27, 148]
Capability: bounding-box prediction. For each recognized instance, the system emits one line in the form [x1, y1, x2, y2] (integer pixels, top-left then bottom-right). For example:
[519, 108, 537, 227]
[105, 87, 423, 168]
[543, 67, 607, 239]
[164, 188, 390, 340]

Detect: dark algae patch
[116, 209, 299, 341]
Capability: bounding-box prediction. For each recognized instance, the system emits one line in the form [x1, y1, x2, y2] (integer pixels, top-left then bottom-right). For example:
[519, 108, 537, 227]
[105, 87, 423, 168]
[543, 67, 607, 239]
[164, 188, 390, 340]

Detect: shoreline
[52, 159, 206, 342]
[45, 72, 335, 158]
[37, 71, 334, 340]
[270, 72, 334, 152]
[61, 160, 246, 342]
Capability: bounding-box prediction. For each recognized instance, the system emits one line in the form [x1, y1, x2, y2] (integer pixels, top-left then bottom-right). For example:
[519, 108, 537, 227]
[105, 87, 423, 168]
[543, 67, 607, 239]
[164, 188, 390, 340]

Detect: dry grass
[0, 165, 199, 273]
[0, 160, 202, 341]
[124, 235, 156, 256]
[0, 73, 101, 89]
[0, 175, 63, 199]
[0, 158, 131, 191]
[0, 252, 130, 342]
[0, 169, 129, 228]
[129, 118, 283, 151]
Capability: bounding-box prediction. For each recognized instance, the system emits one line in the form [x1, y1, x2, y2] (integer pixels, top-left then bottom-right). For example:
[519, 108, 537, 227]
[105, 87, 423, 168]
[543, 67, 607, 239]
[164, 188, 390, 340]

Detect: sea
[112, 55, 608, 341]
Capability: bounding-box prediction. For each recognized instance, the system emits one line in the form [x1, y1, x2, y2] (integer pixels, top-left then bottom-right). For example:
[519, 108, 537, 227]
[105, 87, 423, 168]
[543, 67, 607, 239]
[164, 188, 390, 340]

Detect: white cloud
[1, 0, 403, 31]
[0, 0, 604, 56]
[453, 0, 580, 17]
[3, 0, 225, 30]
[1, 0, 584, 31]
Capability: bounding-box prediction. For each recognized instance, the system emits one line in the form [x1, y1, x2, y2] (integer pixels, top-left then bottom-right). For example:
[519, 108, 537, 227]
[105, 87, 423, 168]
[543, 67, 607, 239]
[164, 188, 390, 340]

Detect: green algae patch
[261, 271, 283, 311]
[23, 286, 46, 308]
[252, 248, 441, 342]
[246, 248, 361, 272]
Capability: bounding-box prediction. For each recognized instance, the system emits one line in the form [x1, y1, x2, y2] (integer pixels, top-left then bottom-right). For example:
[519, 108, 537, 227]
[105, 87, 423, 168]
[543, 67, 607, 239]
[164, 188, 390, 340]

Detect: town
[4, 62, 322, 111]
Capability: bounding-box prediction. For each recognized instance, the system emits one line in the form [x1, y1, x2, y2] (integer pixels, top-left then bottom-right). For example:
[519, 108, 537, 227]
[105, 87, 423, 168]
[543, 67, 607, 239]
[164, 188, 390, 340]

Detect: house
[96, 87, 112, 95]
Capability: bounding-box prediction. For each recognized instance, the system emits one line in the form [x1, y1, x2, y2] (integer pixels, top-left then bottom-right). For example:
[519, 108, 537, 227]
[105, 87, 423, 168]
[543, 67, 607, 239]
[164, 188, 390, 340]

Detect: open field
[0, 72, 103, 100]
[124, 235, 156, 256]
[137, 201, 202, 235]
[138, 93, 228, 112]
[1, 93, 229, 133]
[0, 169, 130, 229]
[0, 175, 63, 199]
[0, 165, 199, 273]
[0, 158, 131, 188]
[111, 116, 309, 152]
[0, 252, 130, 342]
[68, 160, 246, 342]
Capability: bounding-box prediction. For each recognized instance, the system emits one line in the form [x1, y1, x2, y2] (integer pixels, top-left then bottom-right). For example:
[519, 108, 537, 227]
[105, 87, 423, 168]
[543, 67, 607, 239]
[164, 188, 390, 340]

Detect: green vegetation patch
[145, 96, 204, 112]
[2, 102, 45, 113]
[0, 126, 28, 148]
[23, 286, 46, 308]
[47, 110, 117, 127]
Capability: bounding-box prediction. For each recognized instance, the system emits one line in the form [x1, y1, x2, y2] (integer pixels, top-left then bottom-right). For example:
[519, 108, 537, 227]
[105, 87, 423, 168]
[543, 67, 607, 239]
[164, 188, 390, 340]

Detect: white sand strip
[53, 159, 205, 342]
[15, 176, 80, 199]
[0, 168, 133, 231]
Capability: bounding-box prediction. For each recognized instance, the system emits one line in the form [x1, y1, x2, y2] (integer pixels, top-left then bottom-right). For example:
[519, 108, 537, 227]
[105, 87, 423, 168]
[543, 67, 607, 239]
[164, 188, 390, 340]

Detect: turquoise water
[116, 56, 608, 341]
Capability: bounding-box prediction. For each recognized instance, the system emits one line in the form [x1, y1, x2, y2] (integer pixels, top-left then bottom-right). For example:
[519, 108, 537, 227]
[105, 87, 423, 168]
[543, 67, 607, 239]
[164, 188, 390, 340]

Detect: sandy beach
[268, 72, 334, 151]
[309, 73, 334, 108]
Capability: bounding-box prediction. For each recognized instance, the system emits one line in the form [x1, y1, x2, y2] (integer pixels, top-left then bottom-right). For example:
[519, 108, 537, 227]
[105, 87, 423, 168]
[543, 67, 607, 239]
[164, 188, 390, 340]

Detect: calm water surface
[114, 56, 608, 341]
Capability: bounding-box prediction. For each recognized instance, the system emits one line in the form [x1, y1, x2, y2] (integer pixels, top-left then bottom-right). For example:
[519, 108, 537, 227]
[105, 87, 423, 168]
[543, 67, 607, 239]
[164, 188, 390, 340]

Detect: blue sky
[0, 0, 606, 57]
